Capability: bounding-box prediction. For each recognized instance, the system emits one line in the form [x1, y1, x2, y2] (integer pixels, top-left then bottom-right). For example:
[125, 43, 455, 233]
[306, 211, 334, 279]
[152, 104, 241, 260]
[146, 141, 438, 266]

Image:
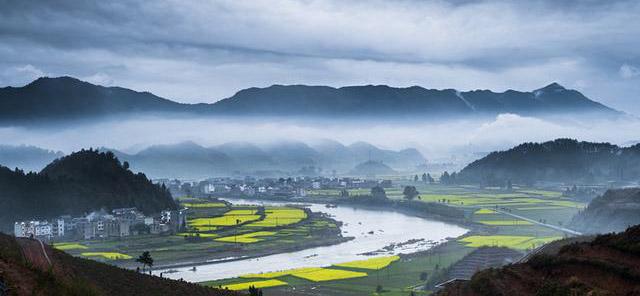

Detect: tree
[248, 286, 263, 296]
[427, 173, 434, 184]
[440, 171, 450, 184]
[123, 161, 130, 170]
[136, 251, 154, 272]
[371, 186, 387, 199]
[421, 173, 428, 183]
[403, 186, 419, 200]
[414, 174, 419, 182]
[420, 271, 429, 281]
[340, 188, 349, 198]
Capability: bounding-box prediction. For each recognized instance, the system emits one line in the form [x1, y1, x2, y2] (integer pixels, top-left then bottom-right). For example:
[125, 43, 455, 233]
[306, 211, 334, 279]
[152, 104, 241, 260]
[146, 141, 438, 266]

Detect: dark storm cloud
[0, 0, 639, 113]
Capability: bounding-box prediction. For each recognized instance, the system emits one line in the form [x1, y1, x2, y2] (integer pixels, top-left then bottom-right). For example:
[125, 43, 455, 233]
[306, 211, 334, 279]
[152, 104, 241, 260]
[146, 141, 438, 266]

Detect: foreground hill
[0, 77, 620, 124]
[0, 233, 237, 296]
[438, 224, 640, 296]
[571, 188, 640, 234]
[458, 139, 640, 185]
[0, 149, 176, 232]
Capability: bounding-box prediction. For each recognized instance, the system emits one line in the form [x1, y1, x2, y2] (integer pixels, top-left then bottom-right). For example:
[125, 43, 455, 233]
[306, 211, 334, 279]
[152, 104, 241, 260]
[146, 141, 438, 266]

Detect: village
[156, 176, 395, 199]
[14, 207, 186, 241]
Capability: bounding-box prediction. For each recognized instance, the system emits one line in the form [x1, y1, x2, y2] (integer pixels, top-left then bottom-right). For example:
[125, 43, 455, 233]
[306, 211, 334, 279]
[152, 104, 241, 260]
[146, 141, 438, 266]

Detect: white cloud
[619, 63, 640, 79]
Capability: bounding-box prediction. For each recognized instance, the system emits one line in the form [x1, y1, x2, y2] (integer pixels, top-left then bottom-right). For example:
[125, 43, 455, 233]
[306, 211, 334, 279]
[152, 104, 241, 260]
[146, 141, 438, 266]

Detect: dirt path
[16, 238, 52, 271]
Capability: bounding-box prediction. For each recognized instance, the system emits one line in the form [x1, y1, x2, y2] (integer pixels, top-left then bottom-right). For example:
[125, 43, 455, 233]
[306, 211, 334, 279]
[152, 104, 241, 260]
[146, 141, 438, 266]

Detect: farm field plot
[220, 279, 288, 291]
[290, 268, 368, 282]
[182, 202, 227, 208]
[334, 255, 399, 270]
[477, 220, 533, 226]
[81, 252, 132, 260]
[215, 231, 276, 243]
[245, 207, 307, 228]
[459, 235, 562, 250]
[474, 208, 496, 214]
[188, 208, 261, 229]
[241, 267, 323, 279]
[53, 242, 88, 250]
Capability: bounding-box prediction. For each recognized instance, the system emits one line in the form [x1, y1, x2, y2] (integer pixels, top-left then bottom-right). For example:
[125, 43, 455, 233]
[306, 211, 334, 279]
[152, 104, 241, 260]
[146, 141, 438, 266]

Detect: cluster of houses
[14, 208, 186, 241]
[155, 176, 393, 198]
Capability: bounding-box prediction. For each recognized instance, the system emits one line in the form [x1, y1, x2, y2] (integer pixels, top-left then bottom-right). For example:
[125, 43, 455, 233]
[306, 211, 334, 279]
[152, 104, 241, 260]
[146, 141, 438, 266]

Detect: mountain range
[457, 138, 640, 185]
[0, 77, 620, 123]
[0, 140, 426, 179]
[105, 140, 425, 179]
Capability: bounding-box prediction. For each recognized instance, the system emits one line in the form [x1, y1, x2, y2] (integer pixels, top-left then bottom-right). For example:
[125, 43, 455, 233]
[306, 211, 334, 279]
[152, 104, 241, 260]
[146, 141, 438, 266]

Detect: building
[14, 221, 53, 239]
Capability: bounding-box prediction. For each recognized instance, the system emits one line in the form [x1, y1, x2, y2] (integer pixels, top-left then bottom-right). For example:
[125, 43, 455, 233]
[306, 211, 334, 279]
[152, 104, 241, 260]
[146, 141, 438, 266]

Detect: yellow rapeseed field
[334, 255, 400, 270]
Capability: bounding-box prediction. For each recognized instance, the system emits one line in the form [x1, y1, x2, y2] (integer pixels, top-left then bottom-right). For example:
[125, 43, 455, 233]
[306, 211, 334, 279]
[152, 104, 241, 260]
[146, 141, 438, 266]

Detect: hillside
[438, 224, 640, 296]
[0, 149, 176, 232]
[0, 233, 237, 296]
[457, 139, 640, 185]
[0, 77, 620, 123]
[349, 160, 397, 176]
[571, 188, 640, 234]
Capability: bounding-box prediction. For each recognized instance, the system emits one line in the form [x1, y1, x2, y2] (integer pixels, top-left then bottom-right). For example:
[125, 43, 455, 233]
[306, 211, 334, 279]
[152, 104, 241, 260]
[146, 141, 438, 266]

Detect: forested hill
[0, 149, 176, 232]
[571, 188, 640, 234]
[457, 139, 640, 185]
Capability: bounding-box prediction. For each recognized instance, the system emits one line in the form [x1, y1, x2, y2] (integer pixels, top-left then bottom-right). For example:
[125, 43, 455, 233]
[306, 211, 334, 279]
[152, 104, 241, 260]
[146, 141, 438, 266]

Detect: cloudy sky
[1, 0, 640, 114]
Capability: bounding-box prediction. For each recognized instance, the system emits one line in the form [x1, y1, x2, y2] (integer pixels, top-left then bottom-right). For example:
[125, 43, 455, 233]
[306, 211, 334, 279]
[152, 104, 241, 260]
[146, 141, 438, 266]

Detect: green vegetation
[215, 231, 277, 243]
[459, 235, 562, 250]
[477, 220, 533, 226]
[182, 202, 227, 208]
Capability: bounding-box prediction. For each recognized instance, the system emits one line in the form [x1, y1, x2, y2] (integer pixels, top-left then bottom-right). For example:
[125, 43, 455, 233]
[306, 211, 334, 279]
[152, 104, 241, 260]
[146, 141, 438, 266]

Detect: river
[158, 198, 468, 282]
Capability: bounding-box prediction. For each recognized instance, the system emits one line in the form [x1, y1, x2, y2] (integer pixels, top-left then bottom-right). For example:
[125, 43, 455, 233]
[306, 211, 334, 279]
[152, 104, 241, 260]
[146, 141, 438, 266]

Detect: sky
[1, 0, 640, 114]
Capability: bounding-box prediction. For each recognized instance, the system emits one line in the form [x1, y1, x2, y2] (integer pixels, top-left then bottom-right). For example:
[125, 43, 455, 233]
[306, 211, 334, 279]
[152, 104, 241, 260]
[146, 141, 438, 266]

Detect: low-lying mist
[1, 113, 638, 166]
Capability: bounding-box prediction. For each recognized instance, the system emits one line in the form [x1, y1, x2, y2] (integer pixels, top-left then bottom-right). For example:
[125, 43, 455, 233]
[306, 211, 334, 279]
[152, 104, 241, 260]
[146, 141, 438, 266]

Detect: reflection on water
[158, 198, 468, 282]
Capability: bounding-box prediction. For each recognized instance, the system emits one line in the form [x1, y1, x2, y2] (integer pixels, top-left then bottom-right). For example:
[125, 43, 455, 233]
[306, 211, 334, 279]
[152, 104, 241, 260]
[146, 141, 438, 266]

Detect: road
[492, 208, 583, 236]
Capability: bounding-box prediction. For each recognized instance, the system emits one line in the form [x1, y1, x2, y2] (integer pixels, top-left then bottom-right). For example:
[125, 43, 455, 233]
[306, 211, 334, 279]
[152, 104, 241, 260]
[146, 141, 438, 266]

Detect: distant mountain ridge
[0, 76, 620, 123]
[458, 138, 640, 185]
[0, 141, 425, 178]
[103, 140, 425, 179]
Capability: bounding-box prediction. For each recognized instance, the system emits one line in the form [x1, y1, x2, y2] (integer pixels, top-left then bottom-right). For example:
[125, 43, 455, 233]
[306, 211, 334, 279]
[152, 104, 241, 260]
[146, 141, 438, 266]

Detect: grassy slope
[438, 225, 640, 296]
[0, 233, 239, 296]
